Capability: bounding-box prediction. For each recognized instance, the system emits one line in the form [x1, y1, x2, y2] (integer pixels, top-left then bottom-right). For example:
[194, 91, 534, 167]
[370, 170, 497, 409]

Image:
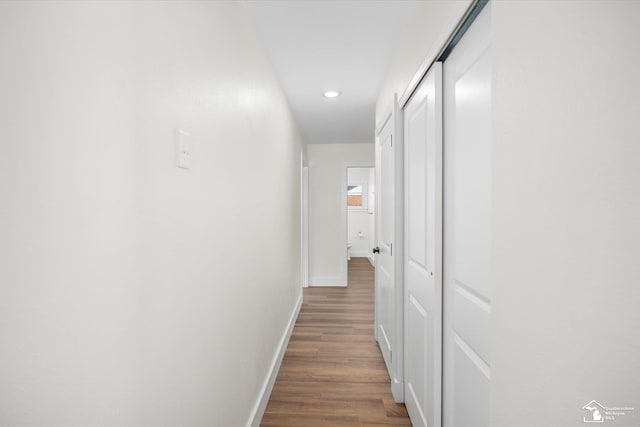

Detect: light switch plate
[175, 128, 191, 169]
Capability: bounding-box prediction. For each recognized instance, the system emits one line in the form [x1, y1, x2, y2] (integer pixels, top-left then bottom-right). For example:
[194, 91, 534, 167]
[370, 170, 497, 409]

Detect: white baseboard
[247, 293, 303, 427]
[391, 377, 404, 403]
[309, 276, 347, 287]
[368, 255, 375, 266]
[349, 251, 371, 258]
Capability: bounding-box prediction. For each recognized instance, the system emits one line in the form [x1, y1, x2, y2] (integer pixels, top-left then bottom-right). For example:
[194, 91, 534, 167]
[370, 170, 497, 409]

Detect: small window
[348, 183, 367, 209]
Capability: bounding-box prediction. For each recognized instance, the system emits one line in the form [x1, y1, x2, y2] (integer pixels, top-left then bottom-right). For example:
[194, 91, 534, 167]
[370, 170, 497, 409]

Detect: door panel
[403, 62, 442, 427]
[376, 115, 394, 375]
[453, 47, 492, 299]
[443, 4, 492, 427]
[452, 337, 490, 427]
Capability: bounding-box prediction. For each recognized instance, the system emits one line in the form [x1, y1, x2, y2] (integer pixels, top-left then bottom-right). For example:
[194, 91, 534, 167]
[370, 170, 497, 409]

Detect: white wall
[0, 3, 141, 424]
[0, 2, 303, 426]
[377, 1, 640, 426]
[491, 2, 640, 425]
[347, 168, 375, 258]
[376, 0, 470, 119]
[308, 144, 374, 286]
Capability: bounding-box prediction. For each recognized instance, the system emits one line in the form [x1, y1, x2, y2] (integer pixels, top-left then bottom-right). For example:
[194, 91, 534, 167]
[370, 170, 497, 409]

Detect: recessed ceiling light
[323, 90, 341, 98]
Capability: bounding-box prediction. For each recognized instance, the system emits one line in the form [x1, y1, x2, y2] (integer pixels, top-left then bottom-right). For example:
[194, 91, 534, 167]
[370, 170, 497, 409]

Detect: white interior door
[443, 4, 492, 427]
[375, 113, 395, 378]
[403, 63, 443, 427]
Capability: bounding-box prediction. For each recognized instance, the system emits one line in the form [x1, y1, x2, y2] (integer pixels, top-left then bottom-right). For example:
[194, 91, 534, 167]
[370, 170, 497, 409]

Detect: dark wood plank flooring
[261, 257, 411, 426]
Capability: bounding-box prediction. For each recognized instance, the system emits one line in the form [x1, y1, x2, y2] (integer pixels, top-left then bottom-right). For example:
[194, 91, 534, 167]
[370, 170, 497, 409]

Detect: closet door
[403, 63, 443, 427]
[443, 4, 492, 427]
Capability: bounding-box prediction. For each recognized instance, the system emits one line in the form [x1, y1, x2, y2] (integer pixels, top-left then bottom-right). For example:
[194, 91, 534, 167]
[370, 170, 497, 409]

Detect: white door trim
[300, 152, 309, 288]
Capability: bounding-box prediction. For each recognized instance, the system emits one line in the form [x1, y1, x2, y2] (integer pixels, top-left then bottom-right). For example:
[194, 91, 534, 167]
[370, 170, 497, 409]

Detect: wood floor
[261, 257, 411, 426]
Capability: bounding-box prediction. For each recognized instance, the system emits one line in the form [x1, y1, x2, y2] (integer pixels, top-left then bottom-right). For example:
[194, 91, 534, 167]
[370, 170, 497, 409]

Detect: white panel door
[375, 114, 395, 377]
[403, 63, 443, 427]
[443, 5, 492, 427]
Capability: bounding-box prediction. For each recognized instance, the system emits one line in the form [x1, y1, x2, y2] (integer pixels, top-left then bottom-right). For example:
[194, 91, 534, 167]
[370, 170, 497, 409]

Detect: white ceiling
[245, 0, 419, 144]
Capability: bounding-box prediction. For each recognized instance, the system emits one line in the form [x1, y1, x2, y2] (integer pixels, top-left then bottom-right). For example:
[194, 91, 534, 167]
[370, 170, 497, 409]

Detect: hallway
[261, 258, 411, 426]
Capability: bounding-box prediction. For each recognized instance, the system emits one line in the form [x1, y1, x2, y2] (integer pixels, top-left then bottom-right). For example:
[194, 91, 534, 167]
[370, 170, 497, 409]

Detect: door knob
[372, 247, 380, 254]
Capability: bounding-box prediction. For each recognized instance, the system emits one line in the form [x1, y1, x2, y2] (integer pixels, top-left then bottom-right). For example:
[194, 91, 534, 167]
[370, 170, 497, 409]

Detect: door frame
[300, 152, 309, 288]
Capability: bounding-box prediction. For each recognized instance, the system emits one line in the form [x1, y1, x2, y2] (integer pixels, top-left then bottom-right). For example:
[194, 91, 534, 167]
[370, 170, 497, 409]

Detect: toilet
[347, 241, 352, 260]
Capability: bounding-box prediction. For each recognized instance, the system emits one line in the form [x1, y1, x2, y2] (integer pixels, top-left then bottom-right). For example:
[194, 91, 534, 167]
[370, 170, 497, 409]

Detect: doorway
[346, 167, 375, 267]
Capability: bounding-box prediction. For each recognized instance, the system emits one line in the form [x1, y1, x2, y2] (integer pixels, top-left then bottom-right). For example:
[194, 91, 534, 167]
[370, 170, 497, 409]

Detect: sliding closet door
[403, 63, 443, 427]
[443, 4, 492, 427]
